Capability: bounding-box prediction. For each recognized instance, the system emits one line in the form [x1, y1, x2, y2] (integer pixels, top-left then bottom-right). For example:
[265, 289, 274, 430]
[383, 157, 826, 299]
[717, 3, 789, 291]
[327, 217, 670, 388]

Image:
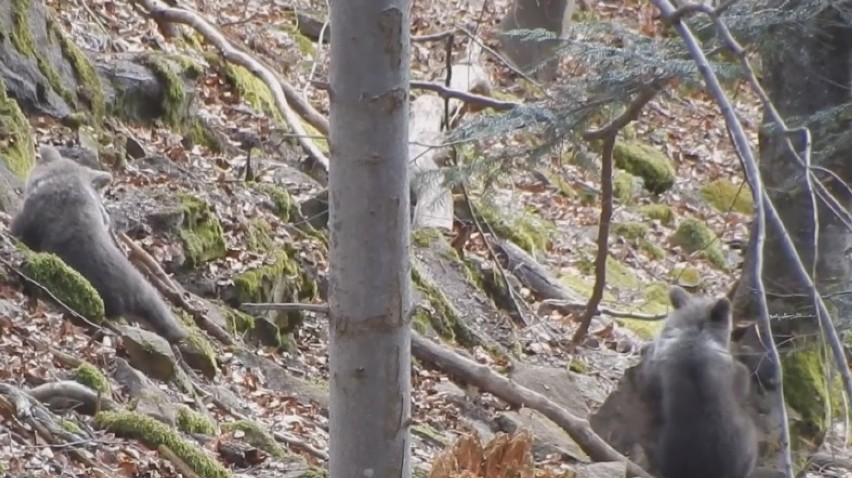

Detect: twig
[537, 299, 667, 321]
[571, 135, 615, 346]
[241, 302, 330, 314]
[570, 84, 662, 345]
[411, 81, 519, 111]
[132, 0, 330, 170]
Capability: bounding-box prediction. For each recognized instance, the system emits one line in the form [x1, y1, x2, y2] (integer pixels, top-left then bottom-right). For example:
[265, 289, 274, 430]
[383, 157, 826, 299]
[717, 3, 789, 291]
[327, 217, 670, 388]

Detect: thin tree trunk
[327, 0, 412, 476]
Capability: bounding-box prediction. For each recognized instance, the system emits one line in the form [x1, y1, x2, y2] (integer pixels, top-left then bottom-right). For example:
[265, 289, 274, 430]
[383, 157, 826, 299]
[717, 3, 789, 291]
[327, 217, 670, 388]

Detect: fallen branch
[242, 298, 651, 473]
[119, 233, 235, 346]
[28, 381, 119, 416]
[537, 299, 667, 321]
[159, 444, 202, 478]
[411, 333, 653, 478]
[241, 302, 330, 313]
[132, 0, 330, 169]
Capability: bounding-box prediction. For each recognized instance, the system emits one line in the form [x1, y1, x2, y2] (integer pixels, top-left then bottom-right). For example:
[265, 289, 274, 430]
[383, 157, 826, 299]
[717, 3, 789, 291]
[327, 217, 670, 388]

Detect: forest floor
[1, 0, 765, 476]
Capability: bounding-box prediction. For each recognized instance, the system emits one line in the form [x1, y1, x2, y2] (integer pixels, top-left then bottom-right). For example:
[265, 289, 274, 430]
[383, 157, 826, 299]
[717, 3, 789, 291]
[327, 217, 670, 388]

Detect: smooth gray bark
[327, 0, 412, 476]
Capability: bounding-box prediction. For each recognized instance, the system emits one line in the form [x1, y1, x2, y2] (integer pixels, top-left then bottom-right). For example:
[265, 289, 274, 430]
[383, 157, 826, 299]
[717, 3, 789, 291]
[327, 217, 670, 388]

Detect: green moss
[48, 16, 105, 120]
[94, 410, 232, 478]
[221, 63, 281, 121]
[61, 419, 82, 434]
[177, 406, 217, 435]
[224, 308, 256, 335]
[639, 239, 666, 260]
[411, 267, 479, 347]
[672, 219, 727, 269]
[233, 249, 316, 334]
[670, 265, 703, 287]
[782, 344, 838, 457]
[617, 282, 671, 338]
[412, 228, 443, 247]
[476, 201, 552, 255]
[73, 363, 111, 395]
[246, 219, 274, 252]
[222, 420, 288, 460]
[184, 326, 219, 375]
[638, 204, 676, 226]
[611, 222, 648, 240]
[568, 360, 589, 374]
[578, 255, 639, 290]
[0, 79, 35, 179]
[184, 118, 224, 153]
[177, 195, 227, 268]
[22, 252, 105, 322]
[11, 0, 77, 108]
[139, 53, 189, 127]
[613, 141, 676, 194]
[613, 170, 640, 204]
[254, 184, 297, 222]
[700, 179, 754, 214]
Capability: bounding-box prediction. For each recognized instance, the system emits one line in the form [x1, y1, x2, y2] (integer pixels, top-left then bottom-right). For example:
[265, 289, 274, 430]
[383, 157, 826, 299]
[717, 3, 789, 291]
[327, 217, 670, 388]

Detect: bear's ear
[709, 298, 732, 324]
[669, 286, 691, 309]
[89, 171, 113, 190]
[37, 146, 63, 165]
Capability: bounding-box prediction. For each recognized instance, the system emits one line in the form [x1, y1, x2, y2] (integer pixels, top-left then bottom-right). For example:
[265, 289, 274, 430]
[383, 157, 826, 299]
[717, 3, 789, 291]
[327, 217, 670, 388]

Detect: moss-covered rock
[578, 255, 639, 289]
[253, 183, 297, 223]
[246, 219, 274, 252]
[222, 420, 288, 460]
[476, 200, 552, 256]
[613, 141, 676, 194]
[781, 343, 842, 462]
[21, 252, 106, 322]
[699, 178, 753, 214]
[411, 267, 480, 347]
[177, 195, 227, 268]
[231, 248, 317, 337]
[73, 363, 111, 395]
[612, 222, 648, 241]
[46, 16, 105, 120]
[94, 410, 231, 478]
[638, 204, 676, 226]
[671, 219, 727, 269]
[177, 406, 217, 435]
[0, 79, 35, 180]
[613, 170, 641, 204]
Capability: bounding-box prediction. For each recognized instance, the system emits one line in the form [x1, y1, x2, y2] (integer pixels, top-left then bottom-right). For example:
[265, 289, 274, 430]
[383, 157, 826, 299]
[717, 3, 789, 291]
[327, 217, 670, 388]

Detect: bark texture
[327, 0, 413, 476]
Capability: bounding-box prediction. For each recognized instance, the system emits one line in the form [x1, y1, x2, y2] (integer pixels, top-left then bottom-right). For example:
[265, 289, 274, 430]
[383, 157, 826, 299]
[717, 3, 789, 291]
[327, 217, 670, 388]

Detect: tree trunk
[327, 0, 412, 476]
[499, 0, 575, 83]
[733, 1, 852, 458]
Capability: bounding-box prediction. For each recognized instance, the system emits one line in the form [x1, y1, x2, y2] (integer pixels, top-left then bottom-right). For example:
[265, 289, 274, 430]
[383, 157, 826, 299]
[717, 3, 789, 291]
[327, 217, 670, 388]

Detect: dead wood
[131, 0, 330, 170]
[493, 239, 585, 303]
[28, 381, 119, 416]
[410, 333, 654, 478]
[159, 444, 203, 478]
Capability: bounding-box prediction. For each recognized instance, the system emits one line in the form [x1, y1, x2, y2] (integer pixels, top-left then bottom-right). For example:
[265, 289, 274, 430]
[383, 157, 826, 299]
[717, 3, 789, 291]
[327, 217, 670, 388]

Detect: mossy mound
[94, 410, 231, 478]
[669, 265, 703, 287]
[613, 170, 641, 204]
[699, 178, 753, 214]
[246, 219, 274, 252]
[73, 363, 111, 394]
[612, 222, 648, 241]
[671, 219, 727, 269]
[177, 195, 227, 268]
[232, 248, 318, 338]
[637, 204, 676, 226]
[21, 252, 105, 322]
[222, 420, 288, 460]
[253, 184, 298, 222]
[177, 406, 216, 435]
[613, 141, 676, 194]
